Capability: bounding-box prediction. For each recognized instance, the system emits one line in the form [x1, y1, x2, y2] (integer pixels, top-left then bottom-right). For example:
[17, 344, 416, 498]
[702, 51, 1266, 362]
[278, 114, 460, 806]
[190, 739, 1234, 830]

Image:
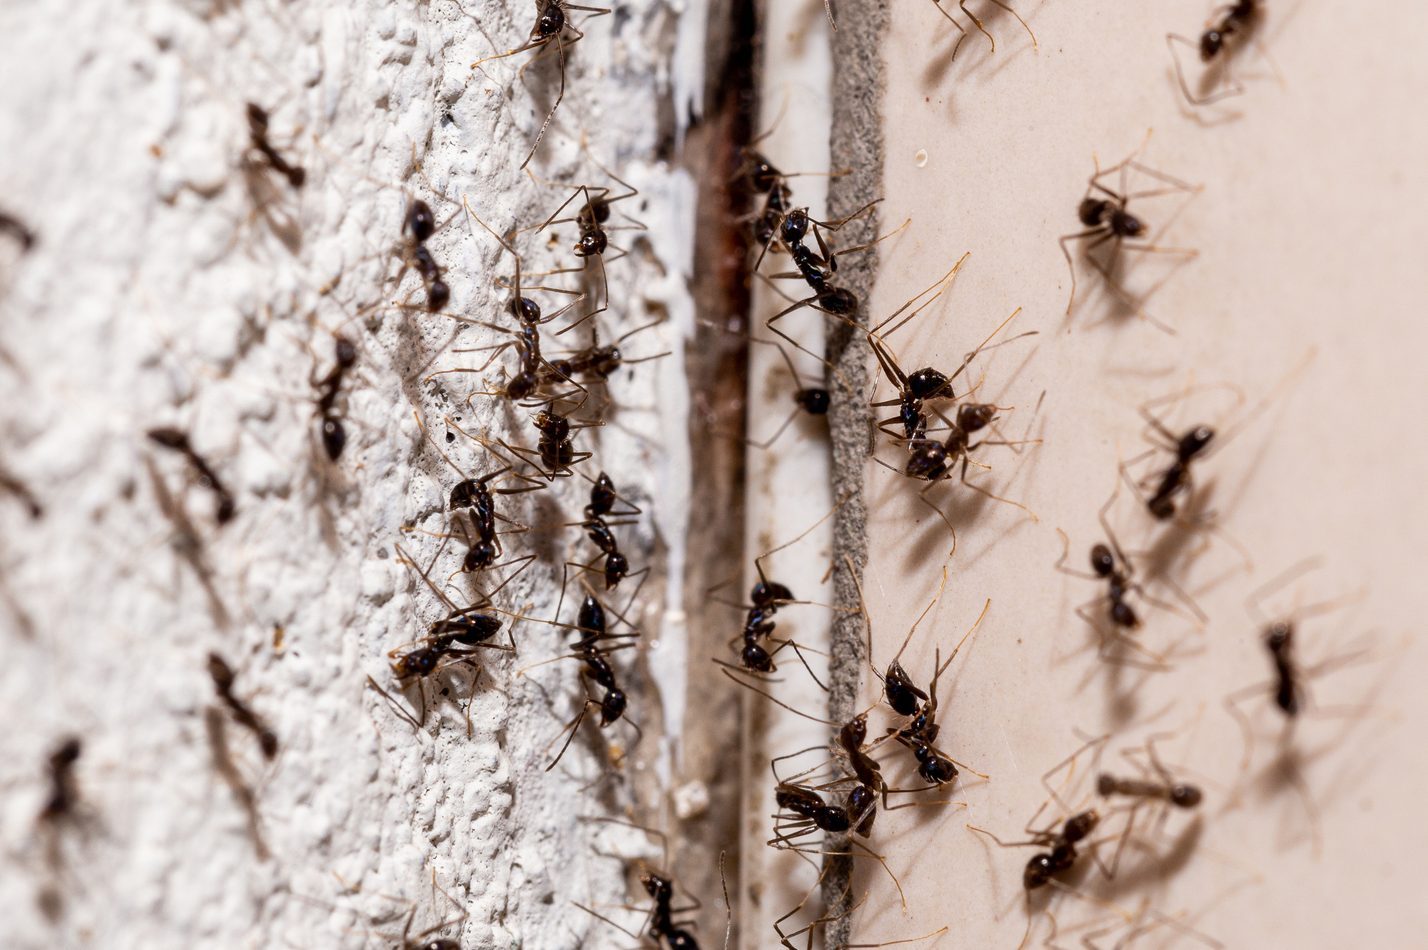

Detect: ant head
[1063, 810, 1099, 842]
[1180, 425, 1215, 459]
[426, 279, 450, 312]
[509, 295, 542, 324]
[841, 714, 868, 748]
[600, 688, 627, 725]
[1023, 853, 1055, 890]
[246, 102, 270, 132]
[742, 641, 775, 672]
[957, 402, 996, 433]
[1077, 197, 1108, 227]
[1171, 784, 1203, 808]
[641, 872, 673, 902]
[746, 152, 783, 193]
[1149, 495, 1177, 521]
[883, 661, 924, 716]
[464, 542, 498, 573]
[1265, 620, 1294, 652]
[53, 738, 82, 767]
[321, 418, 346, 461]
[406, 200, 436, 243]
[535, 410, 570, 441]
[592, 346, 622, 378]
[820, 287, 857, 314]
[750, 580, 794, 608]
[1111, 208, 1146, 238]
[535, 3, 566, 39]
[1200, 29, 1224, 61]
[906, 367, 952, 400]
[780, 208, 810, 245]
[574, 229, 607, 257]
[1089, 543, 1116, 577]
[1095, 773, 1116, 796]
[795, 387, 831, 415]
[450, 479, 484, 510]
[603, 552, 629, 587]
[578, 594, 607, 635]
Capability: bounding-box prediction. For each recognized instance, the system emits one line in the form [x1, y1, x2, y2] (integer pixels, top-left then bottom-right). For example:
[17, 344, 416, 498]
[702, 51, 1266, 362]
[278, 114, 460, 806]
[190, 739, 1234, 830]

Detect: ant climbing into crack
[522, 588, 642, 771]
[1059, 137, 1201, 331]
[146, 427, 237, 525]
[557, 469, 648, 617]
[470, 1, 612, 169]
[312, 335, 357, 460]
[407, 412, 546, 578]
[366, 541, 533, 735]
[1054, 478, 1206, 670]
[244, 103, 305, 188]
[1168, 1, 1265, 106]
[208, 652, 278, 760]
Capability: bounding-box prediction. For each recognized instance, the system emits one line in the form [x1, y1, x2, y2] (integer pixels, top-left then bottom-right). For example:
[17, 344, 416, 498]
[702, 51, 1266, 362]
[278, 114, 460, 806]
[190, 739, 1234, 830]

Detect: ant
[37, 738, 82, 826]
[745, 336, 830, 450]
[540, 318, 670, 388]
[313, 335, 357, 460]
[0, 209, 36, 251]
[411, 413, 544, 576]
[1093, 731, 1204, 878]
[146, 426, 237, 524]
[1168, 1, 1263, 106]
[531, 589, 642, 771]
[1059, 140, 1199, 329]
[368, 542, 526, 734]
[244, 103, 305, 188]
[208, 652, 278, 759]
[399, 199, 452, 312]
[767, 774, 906, 909]
[501, 402, 597, 481]
[470, 1, 612, 169]
[558, 470, 648, 616]
[1054, 482, 1205, 668]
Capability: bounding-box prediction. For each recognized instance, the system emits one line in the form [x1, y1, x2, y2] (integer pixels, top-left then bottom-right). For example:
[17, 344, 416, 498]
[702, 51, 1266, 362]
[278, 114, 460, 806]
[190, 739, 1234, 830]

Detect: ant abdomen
[1023, 853, 1055, 890]
[1110, 600, 1138, 628]
[1171, 784, 1203, 808]
[406, 200, 436, 243]
[906, 367, 952, 400]
[321, 418, 346, 460]
[795, 388, 830, 415]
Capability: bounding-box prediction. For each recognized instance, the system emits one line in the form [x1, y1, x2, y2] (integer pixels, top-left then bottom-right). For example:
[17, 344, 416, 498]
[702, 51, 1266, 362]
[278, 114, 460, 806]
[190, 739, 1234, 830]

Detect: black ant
[540, 318, 670, 388]
[695, 320, 829, 451]
[1054, 483, 1205, 668]
[401, 199, 452, 312]
[559, 470, 648, 617]
[313, 335, 357, 460]
[368, 542, 527, 734]
[146, 426, 237, 524]
[410, 413, 545, 577]
[526, 159, 643, 333]
[501, 402, 597, 481]
[1059, 140, 1199, 329]
[37, 738, 82, 825]
[1092, 730, 1204, 878]
[470, 1, 612, 169]
[244, 103, 305, 188]
[767, 775, 905, 909]
[1168, 1, 1263, 106]
[436, 203, 586, 404]
[208, 652, 278, 759]
[0, 210, 36, 251]
[530, 589, 641, 771]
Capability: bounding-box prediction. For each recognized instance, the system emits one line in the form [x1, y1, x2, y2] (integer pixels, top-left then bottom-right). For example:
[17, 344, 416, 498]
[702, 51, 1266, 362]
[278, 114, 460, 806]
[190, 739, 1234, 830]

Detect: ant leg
[1053, 528, 1102, 581]
[1059, 229, 1114, 315]
[914, 481, 959, 557]
[1075, 604, 1169, 671]
[545, 692, 598, 772]
[957, 453, 1039, 521]
[988, 0, 1037, 50]
[766, 637, 831, 691]
[869, 253, 969, 337]
[958, 0, 994, 52]
[721, 667, 837, 725]
[365, 675, 423, 731]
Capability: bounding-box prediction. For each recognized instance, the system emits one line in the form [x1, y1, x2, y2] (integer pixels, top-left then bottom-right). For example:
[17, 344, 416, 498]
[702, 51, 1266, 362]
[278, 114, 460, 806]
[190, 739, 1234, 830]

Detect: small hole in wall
[915, 149, 929, 168]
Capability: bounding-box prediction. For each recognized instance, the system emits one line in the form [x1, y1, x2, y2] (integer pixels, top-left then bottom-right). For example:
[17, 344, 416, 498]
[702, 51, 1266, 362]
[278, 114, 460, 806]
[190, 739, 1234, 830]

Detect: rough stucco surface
[0, 1, 697, 947]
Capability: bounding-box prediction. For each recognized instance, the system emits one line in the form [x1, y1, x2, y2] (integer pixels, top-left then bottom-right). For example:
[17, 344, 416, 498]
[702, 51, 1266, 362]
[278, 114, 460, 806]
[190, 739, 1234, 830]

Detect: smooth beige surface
[850, 1, 1428, 945]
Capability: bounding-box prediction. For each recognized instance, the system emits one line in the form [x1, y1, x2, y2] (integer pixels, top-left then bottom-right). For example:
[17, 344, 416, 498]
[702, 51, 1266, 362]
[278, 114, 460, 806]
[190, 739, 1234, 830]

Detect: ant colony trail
[1, 2, 1426, 949]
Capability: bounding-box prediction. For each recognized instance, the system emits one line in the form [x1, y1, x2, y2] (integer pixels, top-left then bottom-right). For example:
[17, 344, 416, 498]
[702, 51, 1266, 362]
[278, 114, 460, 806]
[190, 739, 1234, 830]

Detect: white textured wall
[0, 1, 699, 946]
